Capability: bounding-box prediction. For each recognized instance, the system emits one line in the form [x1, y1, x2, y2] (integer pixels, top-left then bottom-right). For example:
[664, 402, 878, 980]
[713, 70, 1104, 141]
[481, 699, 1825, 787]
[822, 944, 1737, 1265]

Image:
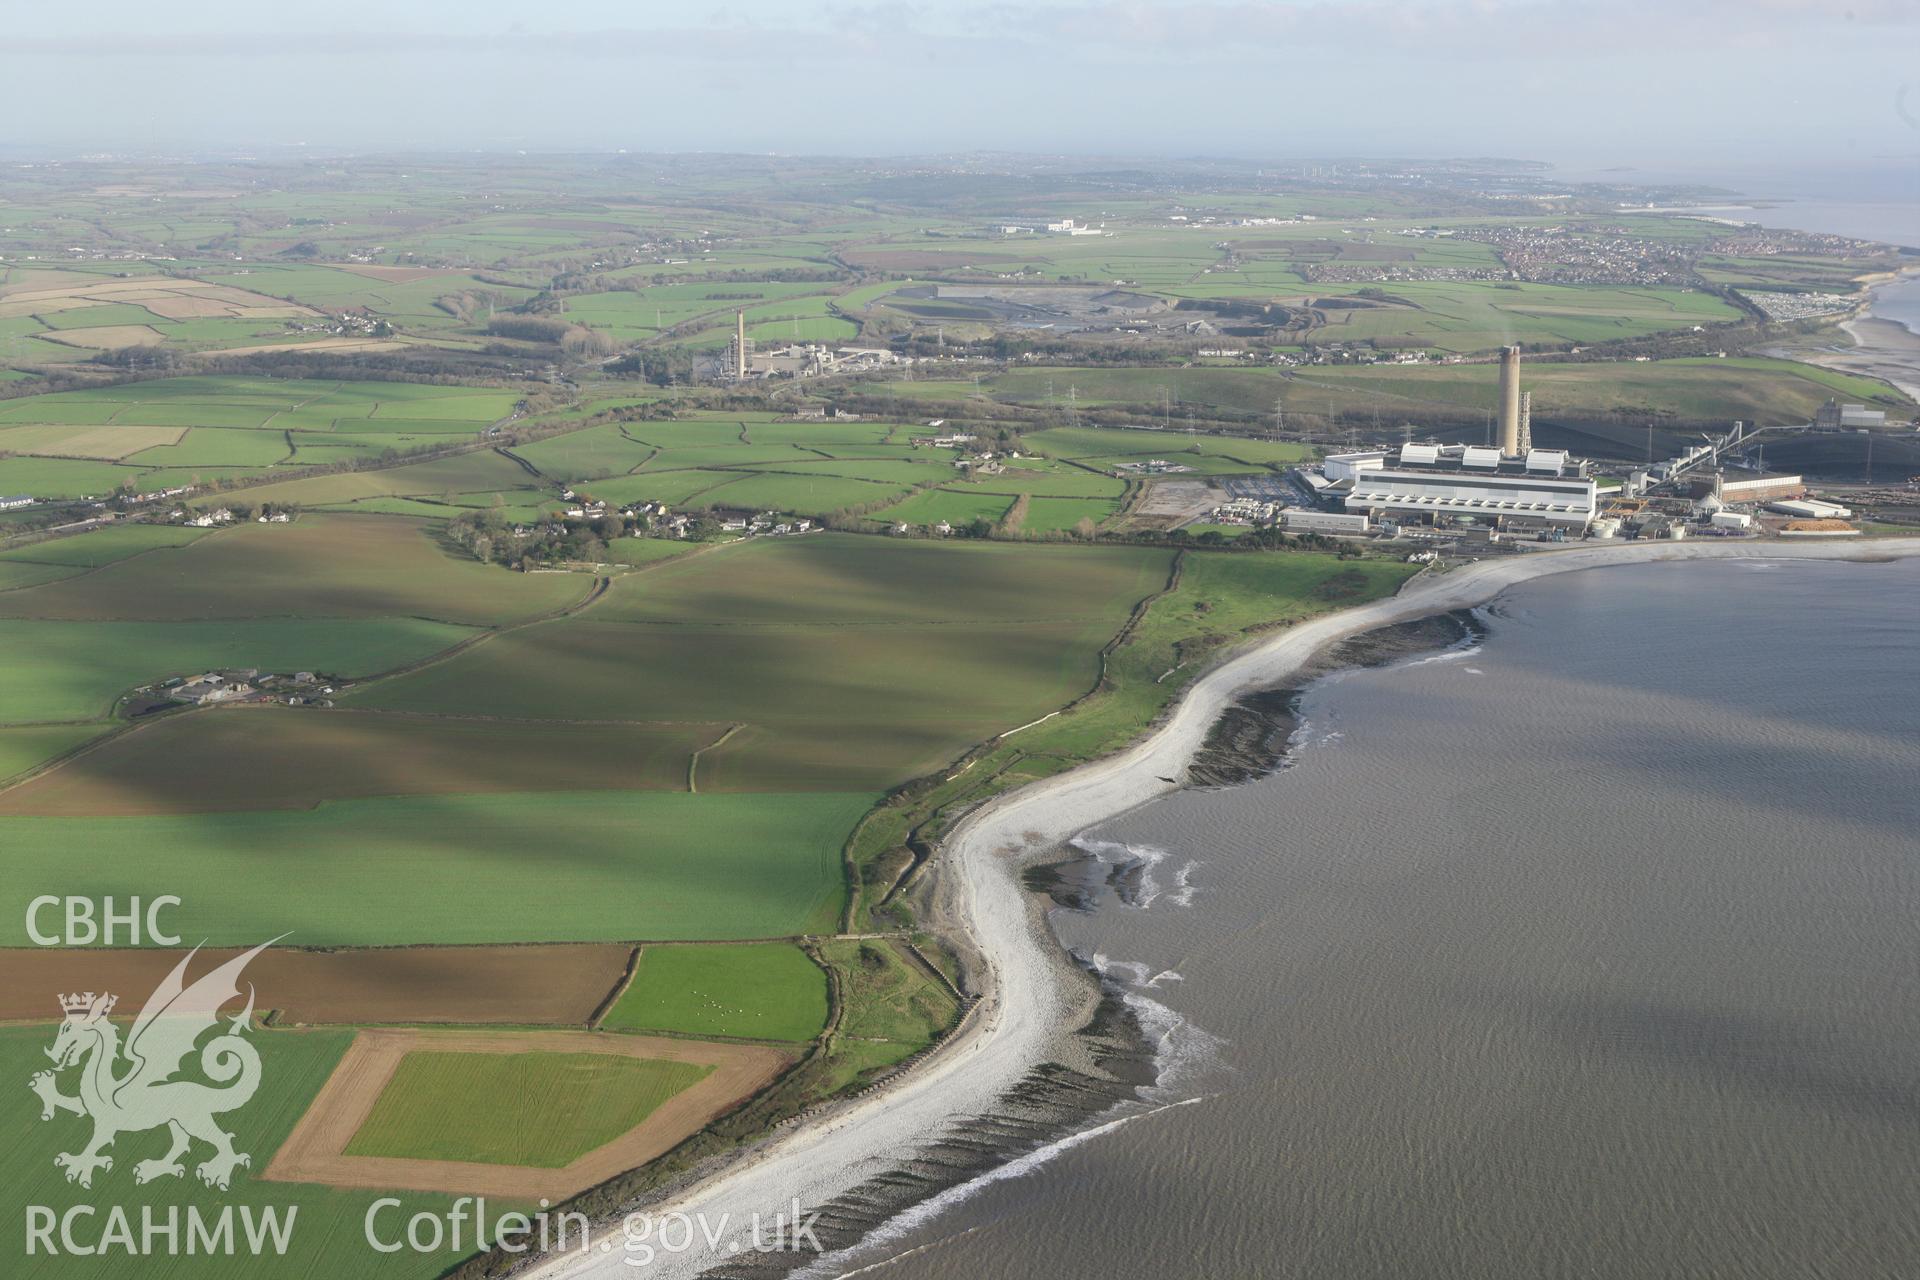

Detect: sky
[5, 0, 1919, 174]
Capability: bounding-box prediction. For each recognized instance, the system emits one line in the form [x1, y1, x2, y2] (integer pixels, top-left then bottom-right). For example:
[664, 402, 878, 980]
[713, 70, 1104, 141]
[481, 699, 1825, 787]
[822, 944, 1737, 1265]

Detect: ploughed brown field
[0, 943, 634, 1025]
[0, 707, 728, 814]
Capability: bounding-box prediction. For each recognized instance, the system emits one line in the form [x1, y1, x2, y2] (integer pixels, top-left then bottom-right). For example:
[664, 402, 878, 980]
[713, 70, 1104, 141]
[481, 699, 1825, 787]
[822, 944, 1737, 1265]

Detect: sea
[1550, 162, 1920, 250]
[822, 557, 1920, 1278]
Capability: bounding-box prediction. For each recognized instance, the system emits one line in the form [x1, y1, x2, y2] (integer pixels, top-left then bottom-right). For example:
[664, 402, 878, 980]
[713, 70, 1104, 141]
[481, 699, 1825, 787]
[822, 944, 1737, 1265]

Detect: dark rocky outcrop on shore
[1186, 609, 1484, 788]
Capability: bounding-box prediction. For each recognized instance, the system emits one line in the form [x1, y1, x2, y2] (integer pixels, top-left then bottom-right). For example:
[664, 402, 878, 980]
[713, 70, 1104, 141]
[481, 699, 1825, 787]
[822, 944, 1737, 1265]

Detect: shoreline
[1798, 267, 1920, 404]
[530, 537, 1920, 1280]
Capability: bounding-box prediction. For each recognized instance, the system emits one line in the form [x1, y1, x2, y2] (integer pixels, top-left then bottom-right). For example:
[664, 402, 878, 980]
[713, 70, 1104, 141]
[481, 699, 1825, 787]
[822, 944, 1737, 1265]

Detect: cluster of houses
[549, 492, 822, 542]
[178, 506, 289, 527]
[910, 430, 977, 449]
[154, 669, 336, 708]
[559, 488, 611, 520]
[954, 452, 1009, 476]
[721, 513, 813, 537]
[554, 492, 698, 538]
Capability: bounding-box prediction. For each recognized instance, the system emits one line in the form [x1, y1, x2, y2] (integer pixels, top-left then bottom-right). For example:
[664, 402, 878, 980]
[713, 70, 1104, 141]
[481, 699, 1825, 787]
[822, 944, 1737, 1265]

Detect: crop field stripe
[0, 790, 870, 945]
[0, 942, 635, 1025]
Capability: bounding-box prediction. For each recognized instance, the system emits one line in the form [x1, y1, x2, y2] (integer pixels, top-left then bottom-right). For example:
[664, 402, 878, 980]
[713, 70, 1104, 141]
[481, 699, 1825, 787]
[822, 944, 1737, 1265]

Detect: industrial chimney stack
[734, 310, 748, 381]
[1497, 345, 1522, 456]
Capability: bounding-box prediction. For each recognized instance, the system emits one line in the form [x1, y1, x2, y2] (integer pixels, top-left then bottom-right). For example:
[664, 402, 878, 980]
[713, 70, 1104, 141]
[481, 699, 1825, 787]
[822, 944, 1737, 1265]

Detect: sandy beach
[530, 536, 1920, 1280]
[1795, 269, 1920, 404]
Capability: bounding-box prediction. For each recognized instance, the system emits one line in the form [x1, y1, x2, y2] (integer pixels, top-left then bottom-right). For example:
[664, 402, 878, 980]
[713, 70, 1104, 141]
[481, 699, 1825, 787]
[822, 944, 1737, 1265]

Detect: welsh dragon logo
[29, 939, 278, 1191]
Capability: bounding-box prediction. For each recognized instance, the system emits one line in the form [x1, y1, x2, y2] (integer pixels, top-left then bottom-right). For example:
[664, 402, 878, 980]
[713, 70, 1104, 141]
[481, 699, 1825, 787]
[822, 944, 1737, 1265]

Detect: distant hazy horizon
[6, 1, 1917, 170]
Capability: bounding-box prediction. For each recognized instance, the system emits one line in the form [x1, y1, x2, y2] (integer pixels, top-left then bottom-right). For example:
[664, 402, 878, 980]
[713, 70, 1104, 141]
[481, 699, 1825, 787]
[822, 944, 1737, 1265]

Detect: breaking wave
[1068, 836, 1199, 909]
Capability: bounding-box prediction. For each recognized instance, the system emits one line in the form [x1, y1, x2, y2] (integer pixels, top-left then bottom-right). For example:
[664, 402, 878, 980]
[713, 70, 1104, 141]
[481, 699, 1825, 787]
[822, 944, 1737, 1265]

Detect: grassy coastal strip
[847, 549, 1420, 928]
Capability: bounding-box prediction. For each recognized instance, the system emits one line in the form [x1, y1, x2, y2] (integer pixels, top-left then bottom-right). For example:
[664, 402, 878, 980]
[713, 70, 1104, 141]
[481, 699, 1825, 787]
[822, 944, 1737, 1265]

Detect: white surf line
[821, 1225, 988, 1278]
[529, 538, 1920, 1280]
[800, 1098, 1215, 1280]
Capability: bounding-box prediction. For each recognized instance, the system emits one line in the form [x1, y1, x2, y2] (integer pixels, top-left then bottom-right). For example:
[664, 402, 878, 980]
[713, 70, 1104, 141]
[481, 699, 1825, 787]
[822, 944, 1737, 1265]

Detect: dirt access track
[0, 943, 634, 1026]
[264, 1028, 790, 1199]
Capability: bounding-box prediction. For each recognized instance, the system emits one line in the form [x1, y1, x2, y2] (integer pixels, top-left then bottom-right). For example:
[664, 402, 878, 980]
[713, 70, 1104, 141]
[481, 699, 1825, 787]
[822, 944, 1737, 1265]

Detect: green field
[0, 516, 586, 625]
[590, 533, 1152, 625]
[513, 423, 658, 480]
[219, 450, 540, 510]
[684, 470, 910, 516]
[0, 711, 728, 813]
[1016, 495, 1122, 533]
[1284, 355, 1912, 426]
[0, 378, 518, 498]
[351, 535, 1171, 790]
[601, 537, 699, 567]
[1023, 420, 1312, 467]
[0, 560, 86, 591]
[0, 523, 206, 568]
[0, 617, 476, 723]
[872, 488, 1015, 528]
[0, 791, 867, 946]
[345, 1050, 713, 1167]
[987, 358, 1911, 434]
[816, 938, 959, 1081]
[0, 724, 102, 782]
[4, 1025, 452, 1280]
[604, 943, 829, 1043]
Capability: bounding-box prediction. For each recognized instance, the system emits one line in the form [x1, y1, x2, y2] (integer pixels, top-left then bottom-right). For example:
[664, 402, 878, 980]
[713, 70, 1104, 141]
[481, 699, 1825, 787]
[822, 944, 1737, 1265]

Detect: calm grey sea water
[1549, 164, 1919, 248]
[851, 558, 1920, 1279]
[1872, 275, 1920, 341]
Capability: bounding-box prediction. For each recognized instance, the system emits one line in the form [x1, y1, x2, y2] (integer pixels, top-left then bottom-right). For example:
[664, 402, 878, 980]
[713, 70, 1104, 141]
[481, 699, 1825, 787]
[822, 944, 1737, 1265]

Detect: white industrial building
[1815, 399, 1888, 430]
[1327, 443, 1598, 531]
[1768, 498, 1854, 520]
[1321, 450, 1390, 483]
[1282, 509, 1370, 535]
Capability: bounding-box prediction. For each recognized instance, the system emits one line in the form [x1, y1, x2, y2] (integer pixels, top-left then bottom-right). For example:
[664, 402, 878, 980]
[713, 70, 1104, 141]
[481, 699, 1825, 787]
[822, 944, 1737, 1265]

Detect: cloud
[961, 0, 1919, 58]
[10, 0, 1908, 64]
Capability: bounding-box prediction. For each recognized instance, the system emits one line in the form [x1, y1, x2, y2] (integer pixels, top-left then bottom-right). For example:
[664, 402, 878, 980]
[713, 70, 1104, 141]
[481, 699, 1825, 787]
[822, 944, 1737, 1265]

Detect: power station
[1313, 344, 1599, 536]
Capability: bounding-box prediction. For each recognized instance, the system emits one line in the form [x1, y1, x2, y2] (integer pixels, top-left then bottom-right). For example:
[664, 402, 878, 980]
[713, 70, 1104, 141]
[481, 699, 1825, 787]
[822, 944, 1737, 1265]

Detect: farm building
[169, 675, 254, 705]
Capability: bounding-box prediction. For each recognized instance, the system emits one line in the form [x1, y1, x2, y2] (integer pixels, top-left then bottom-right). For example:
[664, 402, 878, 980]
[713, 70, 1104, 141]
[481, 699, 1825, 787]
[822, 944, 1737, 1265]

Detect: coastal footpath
[533, 536, 1920, 1280]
